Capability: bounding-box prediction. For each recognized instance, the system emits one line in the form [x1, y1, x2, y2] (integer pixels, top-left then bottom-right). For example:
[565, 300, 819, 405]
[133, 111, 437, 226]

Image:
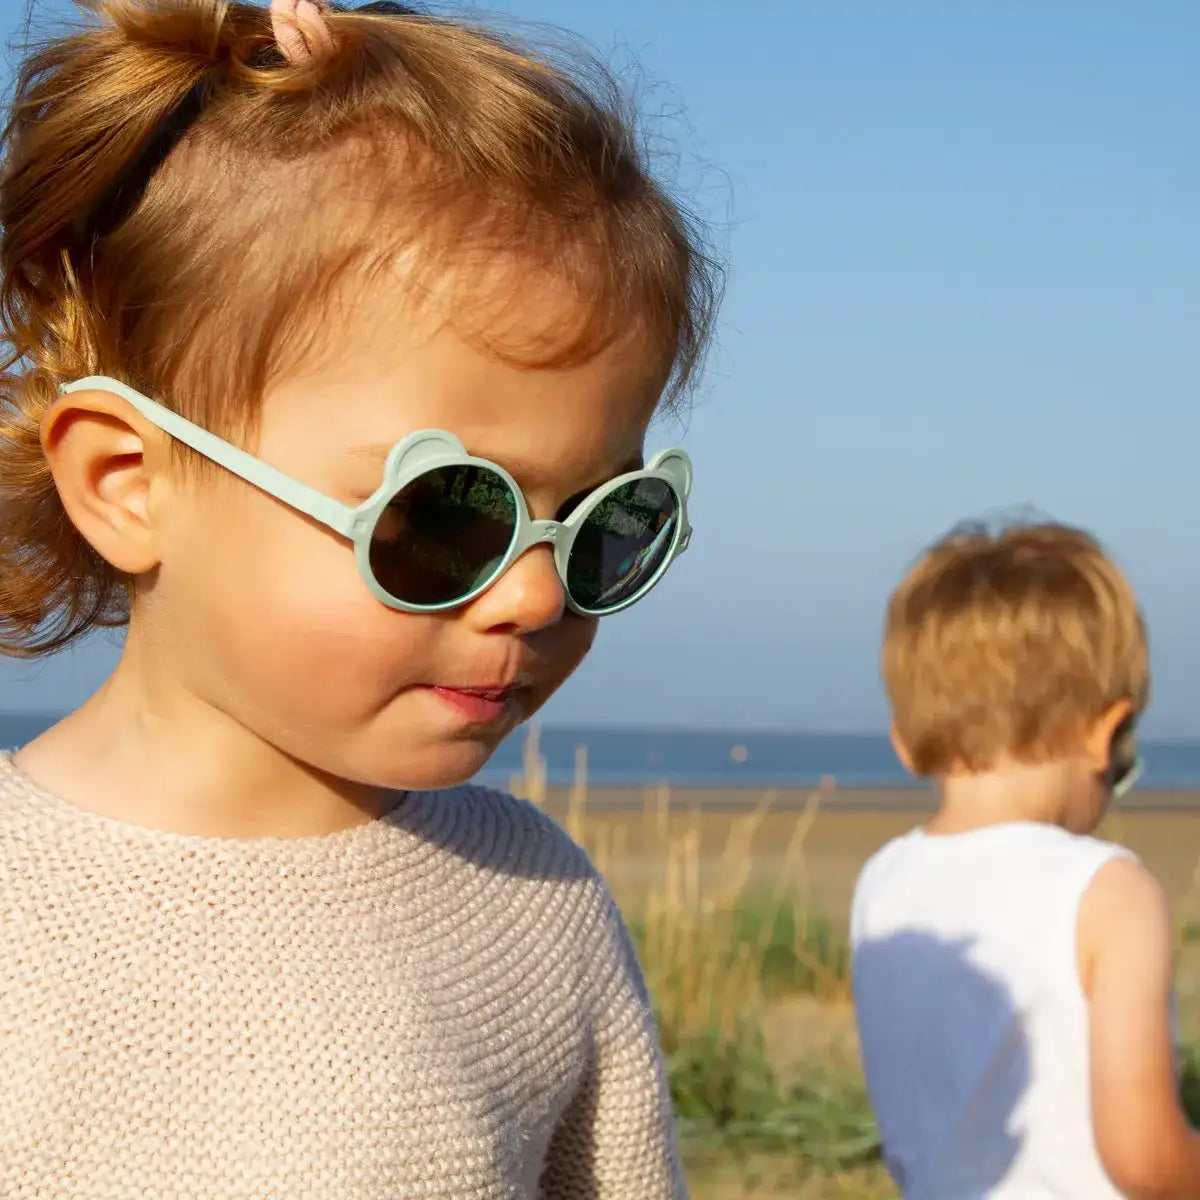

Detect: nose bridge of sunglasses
[485, 520, 569, 599]
[527, 519, 562, 545]
[509, 519, 568, 564]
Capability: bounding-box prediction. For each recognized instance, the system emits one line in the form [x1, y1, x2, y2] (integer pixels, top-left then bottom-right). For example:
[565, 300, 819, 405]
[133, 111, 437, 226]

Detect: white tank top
[850, 822, 1135, 1199]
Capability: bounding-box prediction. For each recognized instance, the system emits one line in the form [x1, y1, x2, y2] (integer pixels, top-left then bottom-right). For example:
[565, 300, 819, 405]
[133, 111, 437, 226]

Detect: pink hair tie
[269, 0, 335, 64]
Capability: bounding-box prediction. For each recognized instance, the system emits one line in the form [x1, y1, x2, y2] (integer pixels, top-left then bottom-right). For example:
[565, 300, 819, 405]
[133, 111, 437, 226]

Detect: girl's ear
[890, 723, 917, 776]
[40, 389, 167, 576]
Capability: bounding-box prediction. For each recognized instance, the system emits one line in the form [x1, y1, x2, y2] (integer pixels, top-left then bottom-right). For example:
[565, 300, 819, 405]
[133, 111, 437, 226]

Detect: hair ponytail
[0, 2, 272, 654]
[1, 2, 275, 348]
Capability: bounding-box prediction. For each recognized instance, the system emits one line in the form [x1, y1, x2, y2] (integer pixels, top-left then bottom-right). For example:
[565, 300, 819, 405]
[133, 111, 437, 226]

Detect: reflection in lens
[368, 465, 518, 606]
[566, 478, 679, 612]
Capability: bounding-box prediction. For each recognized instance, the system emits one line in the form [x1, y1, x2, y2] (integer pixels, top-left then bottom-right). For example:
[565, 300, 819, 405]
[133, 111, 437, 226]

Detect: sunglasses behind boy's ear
[1107, 720, 1144, 800]
[60, 376, 693, 617]
[1109, 754, 1144, 799]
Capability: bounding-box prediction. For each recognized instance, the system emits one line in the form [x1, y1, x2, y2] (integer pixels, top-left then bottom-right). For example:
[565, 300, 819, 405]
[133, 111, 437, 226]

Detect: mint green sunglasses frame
[1111, 755, 1144, 800]
[60, 376, 694, 616]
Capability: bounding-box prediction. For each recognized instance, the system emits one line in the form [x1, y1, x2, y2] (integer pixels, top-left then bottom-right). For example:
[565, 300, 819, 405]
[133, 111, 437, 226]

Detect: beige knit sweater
[0, 752, 686, 1199]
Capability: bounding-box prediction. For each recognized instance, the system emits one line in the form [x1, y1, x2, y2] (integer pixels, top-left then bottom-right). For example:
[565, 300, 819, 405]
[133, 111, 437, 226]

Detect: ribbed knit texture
[0, 752, 685, 1199]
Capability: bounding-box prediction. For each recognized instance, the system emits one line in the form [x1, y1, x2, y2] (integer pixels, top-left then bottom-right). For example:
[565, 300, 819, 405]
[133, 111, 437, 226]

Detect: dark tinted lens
[566, 478, 679, 612]
[368, 465, 517, 606]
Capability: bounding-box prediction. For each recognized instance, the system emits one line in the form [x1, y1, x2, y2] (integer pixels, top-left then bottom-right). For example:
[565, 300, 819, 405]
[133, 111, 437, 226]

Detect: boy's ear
[890, 723, 917, 776]
[40, 389, 167, 576]
[1083, 698, 1135, 774]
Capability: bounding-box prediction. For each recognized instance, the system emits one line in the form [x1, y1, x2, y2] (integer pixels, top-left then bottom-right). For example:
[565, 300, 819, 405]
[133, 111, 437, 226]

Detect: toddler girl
[0, 0, 719, 1195]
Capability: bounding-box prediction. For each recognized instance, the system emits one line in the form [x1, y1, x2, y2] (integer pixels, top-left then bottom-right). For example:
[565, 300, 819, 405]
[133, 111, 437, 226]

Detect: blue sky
[2, 0, 1198, 734]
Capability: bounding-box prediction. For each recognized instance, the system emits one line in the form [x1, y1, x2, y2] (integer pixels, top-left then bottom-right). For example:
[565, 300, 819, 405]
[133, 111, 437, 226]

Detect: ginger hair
[882, 521, 1149, 776]
[0, 0, 721, 655]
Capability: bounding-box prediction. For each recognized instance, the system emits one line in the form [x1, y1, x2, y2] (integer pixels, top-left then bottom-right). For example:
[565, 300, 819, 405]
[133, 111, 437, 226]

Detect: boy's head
[883, 521, 1149, 790]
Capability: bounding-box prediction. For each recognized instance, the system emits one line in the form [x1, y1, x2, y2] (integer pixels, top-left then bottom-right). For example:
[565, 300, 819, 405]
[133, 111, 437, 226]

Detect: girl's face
[146, 292, 668, 791]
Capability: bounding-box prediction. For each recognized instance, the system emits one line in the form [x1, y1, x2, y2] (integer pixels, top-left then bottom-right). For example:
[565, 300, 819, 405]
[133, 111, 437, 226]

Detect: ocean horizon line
[5, 711, 1200, 793]
[3, 709, 1200, 747]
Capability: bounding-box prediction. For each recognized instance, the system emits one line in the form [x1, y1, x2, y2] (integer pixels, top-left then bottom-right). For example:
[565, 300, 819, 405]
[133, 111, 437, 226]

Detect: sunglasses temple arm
[61, 377, 361, 539]
[238, 462, 360, 538]
[140, 402, 361, 536]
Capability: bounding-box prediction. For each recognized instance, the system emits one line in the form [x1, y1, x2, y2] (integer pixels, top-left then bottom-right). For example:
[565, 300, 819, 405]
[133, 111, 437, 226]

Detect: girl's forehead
[259, 318, 663, 491]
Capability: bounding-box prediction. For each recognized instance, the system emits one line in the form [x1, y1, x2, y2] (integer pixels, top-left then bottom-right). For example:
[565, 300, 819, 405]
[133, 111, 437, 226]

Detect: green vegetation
[631, 890, 879, 1183]
[511, 729, 1200, 1197]
[512, 733, 882, 1193]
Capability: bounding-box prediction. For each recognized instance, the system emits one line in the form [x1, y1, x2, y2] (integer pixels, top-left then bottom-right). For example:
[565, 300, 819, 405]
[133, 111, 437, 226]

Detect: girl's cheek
[229, 490, 366, 611]
[168, 492, 384, 670]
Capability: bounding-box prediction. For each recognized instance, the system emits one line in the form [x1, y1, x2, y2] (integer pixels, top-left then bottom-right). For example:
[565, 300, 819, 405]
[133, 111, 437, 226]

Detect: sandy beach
[533, 783, 1200, 925]
[535, 781, 1200, 814]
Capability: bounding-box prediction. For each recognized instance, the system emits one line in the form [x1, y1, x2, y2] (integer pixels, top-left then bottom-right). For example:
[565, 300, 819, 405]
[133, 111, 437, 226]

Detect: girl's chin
[363, 738, 509, 794]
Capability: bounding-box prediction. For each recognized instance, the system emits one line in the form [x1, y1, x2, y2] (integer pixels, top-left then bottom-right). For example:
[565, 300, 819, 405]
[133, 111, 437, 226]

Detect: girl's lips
[427, 686, 516, 725]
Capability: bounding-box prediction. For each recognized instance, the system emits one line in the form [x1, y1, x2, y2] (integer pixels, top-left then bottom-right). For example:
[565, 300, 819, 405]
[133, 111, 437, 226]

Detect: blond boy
[851, 521, 1200, 1198]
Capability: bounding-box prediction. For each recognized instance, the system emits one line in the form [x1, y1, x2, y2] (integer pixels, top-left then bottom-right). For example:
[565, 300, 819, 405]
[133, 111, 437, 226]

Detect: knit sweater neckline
[0, 748, 446, 885]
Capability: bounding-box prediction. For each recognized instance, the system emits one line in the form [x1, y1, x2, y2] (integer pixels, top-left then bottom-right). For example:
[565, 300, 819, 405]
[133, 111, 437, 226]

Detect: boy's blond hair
[882, 521, 1149, 776]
